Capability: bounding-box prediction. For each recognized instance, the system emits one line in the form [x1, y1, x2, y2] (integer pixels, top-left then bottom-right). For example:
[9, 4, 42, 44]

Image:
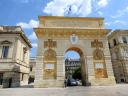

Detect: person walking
[64, 78, 67, 88]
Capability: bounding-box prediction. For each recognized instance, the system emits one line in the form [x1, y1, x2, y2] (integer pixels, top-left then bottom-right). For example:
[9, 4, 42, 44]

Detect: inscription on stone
[45, 64, 54, 69]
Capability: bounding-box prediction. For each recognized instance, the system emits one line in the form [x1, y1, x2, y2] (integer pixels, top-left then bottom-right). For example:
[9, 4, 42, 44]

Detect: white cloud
[28, 32, 37, 40]
[43, 0, 109, 16]
[114, 20, 127, 25]
[105, 20, 127, 26]
[98, 11, 103, 16]
[32, 43, 37, 48]
[17, 19, 39, 29]
[97, 0, 108, 7]
[111, 6, 128, 18]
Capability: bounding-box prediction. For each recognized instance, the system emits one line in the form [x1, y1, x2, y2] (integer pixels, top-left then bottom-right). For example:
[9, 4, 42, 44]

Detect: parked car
[67, 79, 78, 86]
[76, 80, 82, 86]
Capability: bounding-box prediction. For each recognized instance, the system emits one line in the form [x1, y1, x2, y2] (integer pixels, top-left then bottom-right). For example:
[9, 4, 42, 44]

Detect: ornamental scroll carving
[93, 49, 104, 60]
[44, 39, 57, 49]
[91, 39, 103, 48]
[44, 49, 56, 62]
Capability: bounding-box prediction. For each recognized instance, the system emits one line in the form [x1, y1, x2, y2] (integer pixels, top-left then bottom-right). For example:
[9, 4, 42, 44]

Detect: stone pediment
[0, 40, 12, 45]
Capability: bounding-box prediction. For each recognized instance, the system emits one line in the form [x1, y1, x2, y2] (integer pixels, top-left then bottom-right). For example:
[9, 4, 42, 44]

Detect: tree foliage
[72, 67, 82, 79]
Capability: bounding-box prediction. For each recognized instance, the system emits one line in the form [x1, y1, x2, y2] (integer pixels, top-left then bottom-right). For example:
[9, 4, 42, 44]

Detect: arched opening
[64, 47, 87, 86]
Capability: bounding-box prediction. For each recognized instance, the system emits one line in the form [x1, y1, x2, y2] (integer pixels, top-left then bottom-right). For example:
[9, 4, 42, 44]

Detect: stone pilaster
[34, 56, 43, 88]
[56, 55, 65, 80]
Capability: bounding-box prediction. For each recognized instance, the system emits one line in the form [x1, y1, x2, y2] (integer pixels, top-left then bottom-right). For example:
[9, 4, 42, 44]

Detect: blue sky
[0, 0, 128, 58]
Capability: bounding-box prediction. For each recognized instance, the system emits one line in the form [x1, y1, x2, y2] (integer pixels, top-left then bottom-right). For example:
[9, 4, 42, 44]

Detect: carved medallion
[70, 34, 78, 44]
[93, 48, 104, 60]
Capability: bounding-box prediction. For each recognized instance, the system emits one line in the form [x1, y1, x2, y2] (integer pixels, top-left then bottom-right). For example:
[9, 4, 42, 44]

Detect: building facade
[34, 16, 115, 88]
[65, 58, 80, 78]
[29, 57, 36, 83]
[0, 26, 32, 88]
[108, 30, 128, 83]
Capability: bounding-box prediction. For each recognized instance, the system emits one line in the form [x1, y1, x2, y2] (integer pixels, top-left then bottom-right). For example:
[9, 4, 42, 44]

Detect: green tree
[72, 67, 81, 80]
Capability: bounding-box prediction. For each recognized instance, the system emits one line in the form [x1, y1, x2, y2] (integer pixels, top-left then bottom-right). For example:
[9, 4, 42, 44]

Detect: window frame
[122, 36, 127, 44]
[1, 46, 9, 59]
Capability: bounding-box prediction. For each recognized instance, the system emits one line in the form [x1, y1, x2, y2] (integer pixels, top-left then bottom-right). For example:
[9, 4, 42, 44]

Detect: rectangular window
[122, 37, 127, 44]
[30, 67, 33, 71]
[108, 43, 111, 48]
[0, 73, 3, 85]
[23, 47, 27, 62]
[21, 73, 24, 81]
[1, 46, 9, 58]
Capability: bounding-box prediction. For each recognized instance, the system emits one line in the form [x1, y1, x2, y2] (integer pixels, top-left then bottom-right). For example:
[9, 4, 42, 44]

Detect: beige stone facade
[0, 26, 32, 88]
[108, 30, 128, 83]
[34, 16, 116, 88]
[29, 57, 36, 83]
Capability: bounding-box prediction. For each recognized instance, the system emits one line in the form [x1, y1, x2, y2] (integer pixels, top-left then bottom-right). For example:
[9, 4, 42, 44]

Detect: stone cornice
[34, 28, 111, 38]
[38, 16, 104, 21]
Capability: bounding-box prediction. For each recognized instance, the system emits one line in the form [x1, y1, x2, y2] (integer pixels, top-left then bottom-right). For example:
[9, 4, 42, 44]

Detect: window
[21, 73, 24, 81]
[113, 39, 117, 46]
[30, 67, 33, 71]
[108, 43, 111, 48]
[122, 37, 127, 44]
[1, 46, 9, 58]
[0, 73, 3, 85]
[23, 47, 27, 61]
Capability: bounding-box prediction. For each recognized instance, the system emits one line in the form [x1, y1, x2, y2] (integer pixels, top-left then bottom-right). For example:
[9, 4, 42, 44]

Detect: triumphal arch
[34, 16, 116, 87]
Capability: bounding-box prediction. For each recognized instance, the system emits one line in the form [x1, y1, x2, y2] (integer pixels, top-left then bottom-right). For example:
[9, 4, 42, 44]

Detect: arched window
[43, 49, 57, 79]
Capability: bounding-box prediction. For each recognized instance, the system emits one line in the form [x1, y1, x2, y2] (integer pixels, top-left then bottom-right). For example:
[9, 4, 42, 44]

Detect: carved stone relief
[92, 40, 108, 78]
[43, 49, 57, 79]
[44, 39, 57, 49]
[91, 39, 103, 48]
[93, 48, 104, 60]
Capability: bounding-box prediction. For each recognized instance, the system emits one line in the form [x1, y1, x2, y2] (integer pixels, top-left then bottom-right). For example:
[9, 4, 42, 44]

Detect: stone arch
[65, 46, 88, 86]
[43, 49, 57, 80]
[64, 44, 86, 56]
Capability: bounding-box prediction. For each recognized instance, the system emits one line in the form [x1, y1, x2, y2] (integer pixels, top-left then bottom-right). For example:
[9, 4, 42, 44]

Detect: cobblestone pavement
[0, 84, 128, 96]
